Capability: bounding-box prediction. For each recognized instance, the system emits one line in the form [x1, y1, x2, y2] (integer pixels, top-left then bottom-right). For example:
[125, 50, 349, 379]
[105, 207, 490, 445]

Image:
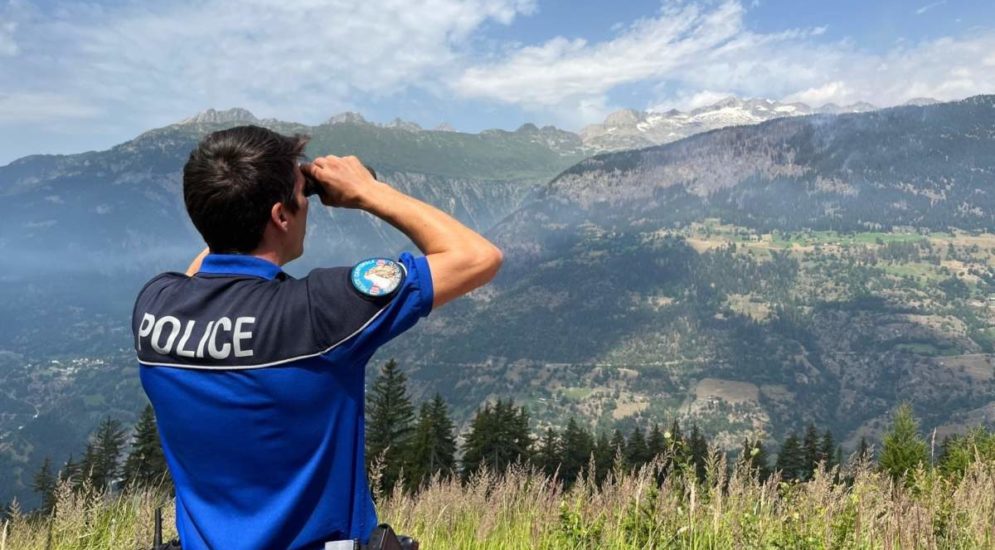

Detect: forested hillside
[392, 96, 995, 451]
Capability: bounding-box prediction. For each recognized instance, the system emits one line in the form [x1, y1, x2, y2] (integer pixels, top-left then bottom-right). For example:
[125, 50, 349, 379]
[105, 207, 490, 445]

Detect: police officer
[132, 125, 502, 549]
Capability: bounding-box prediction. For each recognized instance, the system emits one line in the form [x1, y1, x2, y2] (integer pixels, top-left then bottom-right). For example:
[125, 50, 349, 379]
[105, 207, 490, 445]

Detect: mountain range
[1, 94, 993, 508]
[180, 94, 923, 157]
[391, 95, 995, 445]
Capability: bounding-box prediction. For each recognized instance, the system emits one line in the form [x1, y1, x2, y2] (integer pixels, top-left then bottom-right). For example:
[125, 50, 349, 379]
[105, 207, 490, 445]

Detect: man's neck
[248, 247, 285, 267]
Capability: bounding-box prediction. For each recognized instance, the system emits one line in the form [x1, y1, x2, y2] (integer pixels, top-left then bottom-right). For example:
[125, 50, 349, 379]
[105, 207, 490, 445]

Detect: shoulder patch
[351, 258, 406, 297]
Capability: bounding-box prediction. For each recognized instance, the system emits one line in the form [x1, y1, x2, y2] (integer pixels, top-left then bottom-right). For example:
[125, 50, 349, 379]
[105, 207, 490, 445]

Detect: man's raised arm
[302, 155, 502, 308]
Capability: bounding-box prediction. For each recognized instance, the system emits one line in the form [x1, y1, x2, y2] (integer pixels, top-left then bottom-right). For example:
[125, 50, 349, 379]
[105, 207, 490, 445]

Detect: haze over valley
[2, 93, 995, 507]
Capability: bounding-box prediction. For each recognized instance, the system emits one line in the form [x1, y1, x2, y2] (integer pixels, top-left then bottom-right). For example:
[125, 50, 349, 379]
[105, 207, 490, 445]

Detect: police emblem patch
[351, 258, 405, 297]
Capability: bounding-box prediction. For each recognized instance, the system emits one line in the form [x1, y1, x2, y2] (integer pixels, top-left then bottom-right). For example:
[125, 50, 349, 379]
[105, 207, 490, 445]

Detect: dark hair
[183, 125, 309, 253]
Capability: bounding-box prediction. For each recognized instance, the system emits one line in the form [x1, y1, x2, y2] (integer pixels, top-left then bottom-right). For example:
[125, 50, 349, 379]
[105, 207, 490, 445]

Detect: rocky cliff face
[561, 96, 995, 231]
[178, 107, 259, 125]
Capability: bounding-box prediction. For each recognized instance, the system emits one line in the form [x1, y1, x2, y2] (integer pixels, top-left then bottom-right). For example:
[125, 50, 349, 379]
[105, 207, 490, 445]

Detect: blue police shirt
[132, 252, 433, 550]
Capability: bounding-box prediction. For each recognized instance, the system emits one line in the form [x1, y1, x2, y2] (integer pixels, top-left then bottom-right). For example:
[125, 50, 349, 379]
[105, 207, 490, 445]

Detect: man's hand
[300, 155, 378, 209]
[303, 152, 502, 309]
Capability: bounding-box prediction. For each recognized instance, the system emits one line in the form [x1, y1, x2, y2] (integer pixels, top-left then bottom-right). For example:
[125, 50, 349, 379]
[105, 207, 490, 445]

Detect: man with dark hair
[182, 126, 309, 255]
[133, 125, 502, 549]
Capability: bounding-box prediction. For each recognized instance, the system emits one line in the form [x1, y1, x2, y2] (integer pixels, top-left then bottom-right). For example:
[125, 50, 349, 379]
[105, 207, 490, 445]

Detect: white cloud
[780, 34, 995, 106]
[453, 0, 995, 126]
[455, 2, 745, 108]
[0, 0, 535, 125]
[916, 1, 947, 16]
[782, 81, 849, 106]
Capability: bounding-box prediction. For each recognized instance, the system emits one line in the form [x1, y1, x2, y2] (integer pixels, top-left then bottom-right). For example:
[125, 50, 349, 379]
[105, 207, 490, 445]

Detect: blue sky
[0, 0, 993, 165]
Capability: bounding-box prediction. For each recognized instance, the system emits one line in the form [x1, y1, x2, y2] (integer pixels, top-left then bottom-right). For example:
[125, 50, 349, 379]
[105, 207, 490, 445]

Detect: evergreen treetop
[879, 403, 928, 485]
[776, 433, 805, 482]
[534, 427, 561, 479]
[625, 426, 649, 470]
[366, 359, 416, 494]
[560, 417, 594, 485]
[31, 456, 56, 515]
[646, 423, 666, 461]
[122, 404, 169, 490]
[88, 417, 127, 492]
[688, 425, 710, 482]
[461, 399, 531, 478]
[408, 393, 457, 488]
[802, 423, 821, 480]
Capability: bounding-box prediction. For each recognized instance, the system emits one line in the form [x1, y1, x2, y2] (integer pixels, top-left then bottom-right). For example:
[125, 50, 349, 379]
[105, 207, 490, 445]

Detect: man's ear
[270, 202, 289, 233]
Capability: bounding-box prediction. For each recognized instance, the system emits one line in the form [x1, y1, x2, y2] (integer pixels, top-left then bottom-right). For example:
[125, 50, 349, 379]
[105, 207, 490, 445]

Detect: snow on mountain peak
[581, 97, 875, 152]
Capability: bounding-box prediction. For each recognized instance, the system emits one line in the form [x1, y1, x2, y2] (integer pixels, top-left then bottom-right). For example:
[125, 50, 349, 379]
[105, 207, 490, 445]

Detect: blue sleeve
[329, 252, 433, 358]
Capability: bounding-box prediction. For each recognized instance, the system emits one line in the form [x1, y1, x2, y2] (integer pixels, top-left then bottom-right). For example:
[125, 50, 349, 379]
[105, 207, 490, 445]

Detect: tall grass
[1, 479, 175, 550]
[5, 456, 995, 549]
[379, 455, 995, 549]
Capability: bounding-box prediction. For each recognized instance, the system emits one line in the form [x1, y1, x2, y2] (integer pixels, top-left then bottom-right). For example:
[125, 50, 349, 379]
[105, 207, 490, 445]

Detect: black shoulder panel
[132, 269, 386, 369]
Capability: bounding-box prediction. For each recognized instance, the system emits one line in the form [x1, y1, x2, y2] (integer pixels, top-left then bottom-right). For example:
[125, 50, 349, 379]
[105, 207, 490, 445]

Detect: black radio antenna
[154, 507, 163, 548]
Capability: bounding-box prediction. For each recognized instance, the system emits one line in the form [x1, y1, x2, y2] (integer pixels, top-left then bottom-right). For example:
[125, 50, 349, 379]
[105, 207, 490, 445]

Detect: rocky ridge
[578, 97, 936, 152]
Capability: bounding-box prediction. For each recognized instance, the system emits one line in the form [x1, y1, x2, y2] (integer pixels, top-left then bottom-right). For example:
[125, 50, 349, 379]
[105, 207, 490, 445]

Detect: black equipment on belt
[367, 523, 420, 550]
[151, 508, 182, 550]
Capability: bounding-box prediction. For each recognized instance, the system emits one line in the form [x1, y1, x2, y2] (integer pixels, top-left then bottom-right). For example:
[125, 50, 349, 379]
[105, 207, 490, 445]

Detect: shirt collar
[198, 254, 284, 280]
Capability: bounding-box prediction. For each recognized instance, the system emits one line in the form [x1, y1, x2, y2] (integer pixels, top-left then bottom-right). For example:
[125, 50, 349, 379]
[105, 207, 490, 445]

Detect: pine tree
[31, 456, 57, 514]
[646, 423, 666, 461]
[365, 359, 416, 493]
[688, 425, 709, 482]
[508, 402, 532, 463]
[461, 399, 531, 478]
[79, 441, 99, 490]
[937, 435, 960, 474]
[625, 426, 649, 470]
[936, 428, 995, 478]
[879, 403, 928, 484]
[776, 433, 805, 482]
[89, 417, 127, 491]
[407, 394, 456, 487]
[664, 419, 686, 476]
[60, 454, 79, 487]
[801, 423, 821, 480]
[122, 404, 170, 491]
[534, 428, 561, 479]
[560, 417, 593, 485]
[592, 431, 613, 484]
[820, 429, 837, 470]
